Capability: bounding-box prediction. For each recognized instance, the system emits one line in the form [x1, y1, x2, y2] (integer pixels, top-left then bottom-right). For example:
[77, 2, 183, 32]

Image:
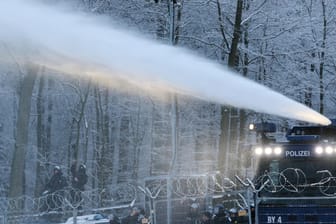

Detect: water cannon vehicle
[250, 119, 336, 224]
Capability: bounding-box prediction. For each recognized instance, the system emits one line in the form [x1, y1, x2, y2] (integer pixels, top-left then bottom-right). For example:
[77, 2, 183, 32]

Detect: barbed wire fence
[2, 169, 336, 224]
[1, 183, 137, 224]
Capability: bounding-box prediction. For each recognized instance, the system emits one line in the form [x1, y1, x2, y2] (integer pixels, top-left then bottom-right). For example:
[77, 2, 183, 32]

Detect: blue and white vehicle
[251, 120, 336, 224]
[63, 214, 109, 224]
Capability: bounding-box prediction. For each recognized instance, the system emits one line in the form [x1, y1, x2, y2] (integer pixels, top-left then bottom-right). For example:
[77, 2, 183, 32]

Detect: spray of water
[0, 0, 331, 125]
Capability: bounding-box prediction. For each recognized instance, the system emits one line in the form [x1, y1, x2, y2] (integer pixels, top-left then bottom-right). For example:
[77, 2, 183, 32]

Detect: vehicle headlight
[326, 146, 333, 154]
[254, 147, 263, 155]
[314, 145, 336, 155]
[265, 147, 272, 155]
[315, 146, 323, 154]
[254, 146, 283, 156]
[274, 147, 282, 155]
[249, 123, 255, 130]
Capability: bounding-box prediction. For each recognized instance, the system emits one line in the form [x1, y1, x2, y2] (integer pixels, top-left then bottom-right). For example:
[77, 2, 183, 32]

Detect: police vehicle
[251, 120, 336, 224]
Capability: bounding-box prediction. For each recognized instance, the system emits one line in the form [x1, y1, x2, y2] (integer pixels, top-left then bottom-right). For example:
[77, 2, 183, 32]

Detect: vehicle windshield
[255, 157, 336, 199]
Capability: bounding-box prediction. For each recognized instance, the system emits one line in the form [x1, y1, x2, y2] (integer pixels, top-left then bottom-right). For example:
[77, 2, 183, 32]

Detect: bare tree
[67, 79, 91, 165]
[9, 63, 38, 201]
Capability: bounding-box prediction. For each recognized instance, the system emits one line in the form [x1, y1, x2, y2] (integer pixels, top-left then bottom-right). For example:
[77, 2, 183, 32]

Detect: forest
[1, 0, 336, 223]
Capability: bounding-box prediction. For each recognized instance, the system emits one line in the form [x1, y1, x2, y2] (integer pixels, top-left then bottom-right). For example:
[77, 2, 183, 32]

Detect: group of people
[187, 203, 248, 224]
[107, 203, 245, 224]
[43, 161, 88, 210]
[109, 207, 149, 224]
[211, 204, 240, 224]
[42, 165, 250, 224]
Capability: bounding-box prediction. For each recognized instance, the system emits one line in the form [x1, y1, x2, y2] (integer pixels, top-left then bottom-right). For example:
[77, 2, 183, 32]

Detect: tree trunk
[218, 107, 230, 173]
[218, 0, 244, 176]
[239, 1, 249, 173]
[216, 0, 230, 60]
[34, 72, 45, 197]
[9, 63, 38, 202]
[94, 86, 110, 206]
[45, 76, 53, 171]
[228, 0, 243, 68]
[319, 0, 326, 114]
[67, 81, 91, 167]
[173, 1, 183, 45]
[155, 0, 168, 40]
[74, 82, 91, 161]
[111, 97, 121, 186]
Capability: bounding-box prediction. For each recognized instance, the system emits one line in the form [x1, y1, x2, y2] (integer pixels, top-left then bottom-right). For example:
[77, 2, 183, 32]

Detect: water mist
[0, 0, 330, 125]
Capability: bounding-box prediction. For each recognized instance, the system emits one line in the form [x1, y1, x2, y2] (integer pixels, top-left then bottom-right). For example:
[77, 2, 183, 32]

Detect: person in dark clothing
[213, 204, 227, 224]
[249, 204, 255, 224]
[109, 214, 121, 224]
[186, 202, 200, 224]
[138, 208, 149, 224]
[70, 161, 88, 206]
[123, 207, 141, 224]
[200, 211, 213, 224]
[45, 166, 68, 193]
[44, 166, 68, 211]
[227, 208, 238, 224]
[71, 162, 88, 191]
